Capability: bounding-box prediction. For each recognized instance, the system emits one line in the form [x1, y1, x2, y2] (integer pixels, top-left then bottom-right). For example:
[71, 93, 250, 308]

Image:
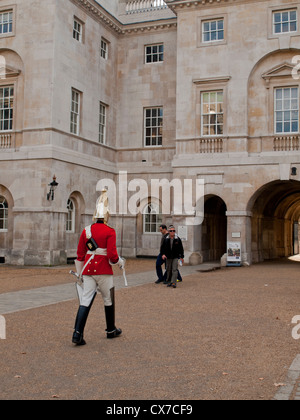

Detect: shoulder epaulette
[85, 224, 92, 239]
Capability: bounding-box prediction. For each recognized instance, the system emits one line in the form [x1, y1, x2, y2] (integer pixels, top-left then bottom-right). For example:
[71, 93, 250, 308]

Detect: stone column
[11, 207, 67, 266]
[116, 214, 137, 258]
[225, 210, 252, 266]
[172, 214, 203, 265]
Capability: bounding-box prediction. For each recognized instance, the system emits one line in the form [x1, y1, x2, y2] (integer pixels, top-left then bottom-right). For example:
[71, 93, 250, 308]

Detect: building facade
[0, 0, 300, 266]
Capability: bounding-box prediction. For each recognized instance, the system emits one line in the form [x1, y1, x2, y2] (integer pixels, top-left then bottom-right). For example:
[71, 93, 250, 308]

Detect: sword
[122, 267, 128, 287]
[69, 270, 78, 277]
[71, 263, 128, 288]
[69, 270, 84, 303]
[119, 257, 128, 287]
[69, 270, 83, 285]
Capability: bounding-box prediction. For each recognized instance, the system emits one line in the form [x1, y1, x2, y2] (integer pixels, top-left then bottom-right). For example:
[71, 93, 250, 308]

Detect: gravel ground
[0, 258, 300, 400]
[0, 258, 156, 293]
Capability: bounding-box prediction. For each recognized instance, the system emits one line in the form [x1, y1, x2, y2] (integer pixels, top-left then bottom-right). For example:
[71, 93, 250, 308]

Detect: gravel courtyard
[0, 257, 300, 400]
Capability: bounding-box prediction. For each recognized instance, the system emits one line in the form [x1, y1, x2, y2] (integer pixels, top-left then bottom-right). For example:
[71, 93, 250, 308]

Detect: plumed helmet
[93, 188, 109, 223]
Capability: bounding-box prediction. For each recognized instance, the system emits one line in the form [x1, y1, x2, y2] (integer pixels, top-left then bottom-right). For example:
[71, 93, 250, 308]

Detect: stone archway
[247, 48, 300, 153]
[65, 191, 86, 260]
[201, 195, 227, 262]
[0, 48, 24, 148]
[248, 180, 300, 263]
[0, 184, 14, 262]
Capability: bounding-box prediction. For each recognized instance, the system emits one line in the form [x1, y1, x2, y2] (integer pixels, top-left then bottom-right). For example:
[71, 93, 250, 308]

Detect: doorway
[201, 195, 227, 262]
[249, 180, 300, 262]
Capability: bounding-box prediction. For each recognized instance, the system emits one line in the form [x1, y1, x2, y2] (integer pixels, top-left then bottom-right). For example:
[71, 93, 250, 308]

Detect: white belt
[82, 248, 108, 276]
[87, 248, 107, 256]
[85, 248, 128, 287]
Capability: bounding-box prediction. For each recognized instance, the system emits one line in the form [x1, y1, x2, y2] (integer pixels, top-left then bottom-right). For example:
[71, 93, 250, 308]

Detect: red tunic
[77, 222, 119, 276]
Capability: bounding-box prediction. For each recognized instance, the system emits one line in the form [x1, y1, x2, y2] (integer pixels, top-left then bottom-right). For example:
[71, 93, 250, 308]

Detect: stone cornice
[73, 0, 123, 34]
[193, 76, 231, 85]
[165, 0, 268, 13]
[0, 65, 21, 78]
[73, 0, 177, 36]
[120, 20, 177, 35]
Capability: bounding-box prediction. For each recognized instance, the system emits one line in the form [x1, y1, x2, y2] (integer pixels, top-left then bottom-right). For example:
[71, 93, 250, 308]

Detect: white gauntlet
[75, 259, 85, 276]
[110, 256, 126, 269]
[118, 257, 126, 270]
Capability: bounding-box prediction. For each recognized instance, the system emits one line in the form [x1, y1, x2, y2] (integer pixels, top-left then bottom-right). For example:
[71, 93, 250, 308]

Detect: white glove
[118, 257, 126, 270]
[75, 259, 85, 276]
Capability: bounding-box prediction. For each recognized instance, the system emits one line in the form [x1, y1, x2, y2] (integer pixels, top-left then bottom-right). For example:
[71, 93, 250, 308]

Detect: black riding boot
[104, 305, 122, 339]
[72, 293, 96, 345]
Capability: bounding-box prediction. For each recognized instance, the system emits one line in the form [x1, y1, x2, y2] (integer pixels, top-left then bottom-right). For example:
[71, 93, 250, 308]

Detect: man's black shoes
[106, 328, 122, 339]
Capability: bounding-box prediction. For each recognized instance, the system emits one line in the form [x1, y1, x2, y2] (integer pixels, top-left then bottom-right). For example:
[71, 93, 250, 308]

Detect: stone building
[0, 0, 299, 266]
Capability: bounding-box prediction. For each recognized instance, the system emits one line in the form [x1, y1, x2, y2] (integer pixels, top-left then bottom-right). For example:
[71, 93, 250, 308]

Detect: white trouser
[80, 275, 114, 307]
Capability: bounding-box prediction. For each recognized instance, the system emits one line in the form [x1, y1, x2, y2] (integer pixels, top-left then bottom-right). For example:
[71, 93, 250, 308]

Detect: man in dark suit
[160, 225, 184, 289]
[155, 224, 168, 283]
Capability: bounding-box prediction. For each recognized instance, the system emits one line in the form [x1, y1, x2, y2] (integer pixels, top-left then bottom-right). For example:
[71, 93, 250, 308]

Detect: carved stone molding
[165, 0, 264, 13]
[74, 0, 177, 35]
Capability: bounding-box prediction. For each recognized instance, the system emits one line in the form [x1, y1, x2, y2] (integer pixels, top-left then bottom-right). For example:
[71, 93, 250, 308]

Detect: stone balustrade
[176, 138, 225, 155]
[126, 0, 168, 14]
[273, 135, 300, 151]
[0, 132, 12, 149]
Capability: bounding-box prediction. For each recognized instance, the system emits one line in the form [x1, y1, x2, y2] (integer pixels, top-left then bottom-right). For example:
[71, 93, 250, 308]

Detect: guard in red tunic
[72, 189, 125, 346]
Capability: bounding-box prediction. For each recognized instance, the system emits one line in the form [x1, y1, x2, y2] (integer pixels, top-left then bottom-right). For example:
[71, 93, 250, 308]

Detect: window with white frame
[99, 102, 106, 144]
[145, 44, 164, 63]
[273, 9, 297, 34]
[143, 203, 162, 234]
[0, 86, 13, 131]
[66, 199, 75, 232]
[144, 107, 163, 146]
[73, 18, 82, 42]
[0, 11, 12, 35]
[0, 196, 8, 230]
[70, 88, 80, 135]
[202, 19, 224, 42]
[100, 38, 108, 60]
[201, 91, 223, 136]
[274, 87, 299, 134]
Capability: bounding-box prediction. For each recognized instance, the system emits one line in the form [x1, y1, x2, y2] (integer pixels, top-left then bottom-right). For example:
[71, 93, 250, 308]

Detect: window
[201, 91, 223, 136]
[273, 10, 297, 34]
[66, 199, 75, 232]
[99, 102, 106, 144]
[0, 196, 8, 230]
[70, 89, 80, 135]
[275, 87, 299, 134]
[73, 18, 82, 42]
[101, 39, 108, 60]
[144, 107, 163, 146]
[202, 19, 224, 42]
[0, 11, 12, 35]
[145, 44, 164, 63]
[143, 203, 162, 234]
[0, 86, 13, 131]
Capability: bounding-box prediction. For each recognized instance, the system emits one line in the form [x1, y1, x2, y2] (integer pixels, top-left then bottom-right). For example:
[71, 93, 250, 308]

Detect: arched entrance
[249, 180, 300, 263]
[0, 184, 14, 263]
[202, 195, 227, 262]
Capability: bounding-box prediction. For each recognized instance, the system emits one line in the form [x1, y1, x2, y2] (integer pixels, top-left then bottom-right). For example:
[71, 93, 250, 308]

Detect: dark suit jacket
[160, 235, 184, 260]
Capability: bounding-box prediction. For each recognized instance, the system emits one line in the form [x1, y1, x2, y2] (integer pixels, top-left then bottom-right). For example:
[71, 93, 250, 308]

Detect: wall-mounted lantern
[47, 175, 58, 201]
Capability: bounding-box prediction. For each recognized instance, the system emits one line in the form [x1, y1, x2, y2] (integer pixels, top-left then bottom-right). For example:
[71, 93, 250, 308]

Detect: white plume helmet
[93, 188, 109, 223]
